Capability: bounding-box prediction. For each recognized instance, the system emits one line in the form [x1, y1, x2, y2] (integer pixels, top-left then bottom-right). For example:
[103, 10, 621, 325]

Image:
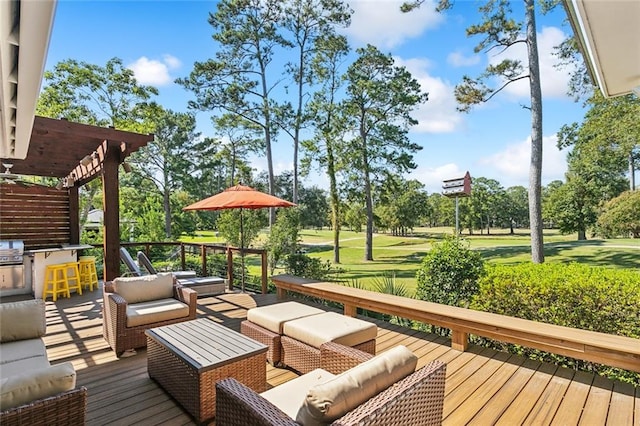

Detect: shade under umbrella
[183, 184, 296, 291]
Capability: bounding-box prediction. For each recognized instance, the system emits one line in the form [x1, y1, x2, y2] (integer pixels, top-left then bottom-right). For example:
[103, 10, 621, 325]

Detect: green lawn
[182, 227, 640, 294]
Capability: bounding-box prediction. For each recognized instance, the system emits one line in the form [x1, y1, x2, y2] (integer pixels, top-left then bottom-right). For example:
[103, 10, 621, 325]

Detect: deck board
[29, 287, 638, 425]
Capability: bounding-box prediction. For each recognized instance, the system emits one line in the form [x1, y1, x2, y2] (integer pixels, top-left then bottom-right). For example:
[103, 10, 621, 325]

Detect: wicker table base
[146, 319, 267, 424]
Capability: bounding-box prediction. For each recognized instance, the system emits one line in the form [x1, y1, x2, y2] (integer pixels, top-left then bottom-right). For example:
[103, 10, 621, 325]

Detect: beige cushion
[113, 273, 174, 304]
[261, 368, 336, 419]
[248, 302, 325, 334]
[0, 362, 76, 410]
[296, 345, 418, 425]
[126, 298, 190, 327]
[0, 338, 49, 369]
[283, 312, 377, 349]
[0, 300, 46, 343]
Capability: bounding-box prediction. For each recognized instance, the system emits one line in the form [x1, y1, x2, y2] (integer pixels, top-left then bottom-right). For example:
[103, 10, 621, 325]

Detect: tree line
[34, 0, 639, 267]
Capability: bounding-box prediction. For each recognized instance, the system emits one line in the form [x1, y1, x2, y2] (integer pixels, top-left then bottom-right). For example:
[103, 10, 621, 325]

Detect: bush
[472, 262, 640, 384]
[415, 236, 485, 307]
[284, 254, 333, 281]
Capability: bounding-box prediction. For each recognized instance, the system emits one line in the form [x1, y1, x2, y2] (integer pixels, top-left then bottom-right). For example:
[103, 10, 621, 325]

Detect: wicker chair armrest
[320, 342, 374, 375]
[0, 386, 87, 425]
[216, 378, 298, 426]
[104, 281, 115, 293]
[174, 285, 197, 317]
[334, 360, 447, 426]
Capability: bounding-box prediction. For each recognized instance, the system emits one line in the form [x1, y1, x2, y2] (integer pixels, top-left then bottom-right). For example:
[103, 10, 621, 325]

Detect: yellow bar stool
[65, 262, 83, 296]
[42, 264, 72, 301]
[79, 256, 99, 291]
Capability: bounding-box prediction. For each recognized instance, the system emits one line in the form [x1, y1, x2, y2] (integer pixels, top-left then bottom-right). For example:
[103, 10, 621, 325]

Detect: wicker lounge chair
[216, 343, 446, 426]
[102, 273, 197, 357]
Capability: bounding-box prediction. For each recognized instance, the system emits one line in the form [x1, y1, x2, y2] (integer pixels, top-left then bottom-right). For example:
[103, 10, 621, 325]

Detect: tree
[376, 178, 429, 236]
[558, 92, 640, 191]
[279, 0, 351, 203]
[37, 57, 158, 130]
[597, 191, 640, 238]
[467, 177, 505, 234]
[130, 107, 201, 239]
[298, 186, 330, 229]
[342, 44, 428, 261]
[504, 185, 529, 233]
[305, 33, 351, 263]
[211, 114, 262, 187]
[265, 207, 301, 274]
[403, 0, 547, 263]
[178, 0, 287, 225]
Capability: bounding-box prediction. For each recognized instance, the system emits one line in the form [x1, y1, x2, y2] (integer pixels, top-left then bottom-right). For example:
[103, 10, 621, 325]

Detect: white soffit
[0, 0, 56, 160]
[568, 0, 640, 98]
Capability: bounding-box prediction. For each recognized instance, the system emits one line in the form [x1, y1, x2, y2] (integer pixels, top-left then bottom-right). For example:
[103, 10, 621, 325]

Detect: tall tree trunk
[260, 62, 276, 226]
[163, 172, 171, 238]
[293, 45, 305, 204]
[629, 151, 636, 191]
[327, 142, 340, 264]
[525, 0, 545, 263]
[361, 131, 374, 261]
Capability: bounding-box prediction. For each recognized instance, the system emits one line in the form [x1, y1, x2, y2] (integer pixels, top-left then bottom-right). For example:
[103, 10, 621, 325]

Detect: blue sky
[44, 0, 585, 193]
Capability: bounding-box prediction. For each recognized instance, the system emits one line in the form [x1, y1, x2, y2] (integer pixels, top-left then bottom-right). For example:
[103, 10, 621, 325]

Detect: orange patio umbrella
[183, 184, 296, 291]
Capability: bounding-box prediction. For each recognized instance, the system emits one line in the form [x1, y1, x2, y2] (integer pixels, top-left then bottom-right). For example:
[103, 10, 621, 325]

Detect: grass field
[182, 227, 640, 294]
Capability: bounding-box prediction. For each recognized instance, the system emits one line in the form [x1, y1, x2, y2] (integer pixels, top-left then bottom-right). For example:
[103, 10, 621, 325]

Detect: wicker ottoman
[241, 301, 325, 365]
[281, 312, 377, 374]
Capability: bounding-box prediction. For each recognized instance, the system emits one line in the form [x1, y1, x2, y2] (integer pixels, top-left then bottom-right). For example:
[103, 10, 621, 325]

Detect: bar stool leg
[66, 262, 83, 296]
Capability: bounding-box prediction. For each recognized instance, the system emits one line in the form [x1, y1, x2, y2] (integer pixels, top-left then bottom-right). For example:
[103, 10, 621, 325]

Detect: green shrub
[472, 262, 640, 384]
[415, 236, 485, 308]
[284, 254, 333, 281]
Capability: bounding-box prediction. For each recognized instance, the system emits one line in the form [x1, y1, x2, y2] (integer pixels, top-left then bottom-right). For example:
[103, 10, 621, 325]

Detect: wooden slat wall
[0, 182, 70, 249]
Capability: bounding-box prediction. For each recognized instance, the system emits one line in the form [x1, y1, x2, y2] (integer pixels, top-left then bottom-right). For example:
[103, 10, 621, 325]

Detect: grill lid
[0, 240, 24, 256]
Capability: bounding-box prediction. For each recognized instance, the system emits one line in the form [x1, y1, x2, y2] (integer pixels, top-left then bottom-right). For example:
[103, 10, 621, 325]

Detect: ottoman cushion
[283, 312, 377, 349]
[247, 302, 325, 334]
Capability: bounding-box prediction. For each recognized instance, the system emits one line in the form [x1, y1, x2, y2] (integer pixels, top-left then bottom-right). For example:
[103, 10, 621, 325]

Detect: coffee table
[145, 318, 267, 424]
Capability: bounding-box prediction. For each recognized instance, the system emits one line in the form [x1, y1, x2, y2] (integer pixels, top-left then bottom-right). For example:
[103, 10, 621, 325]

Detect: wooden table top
[145, 318, 267, 373]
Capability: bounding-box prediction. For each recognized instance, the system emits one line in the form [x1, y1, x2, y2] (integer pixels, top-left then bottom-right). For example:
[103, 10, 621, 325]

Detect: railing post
[451, 330, 469, 352]
[344, 304, 357, 317]
[227, 247, 233, 291]
[180, 243, 186, 270]
[200, 244, 207, 276]
[261, 250, 267, 294]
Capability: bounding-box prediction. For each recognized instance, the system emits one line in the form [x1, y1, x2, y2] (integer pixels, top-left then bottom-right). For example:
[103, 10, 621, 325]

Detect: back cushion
[296, 345, 418, 425]
[0, 362, 76, 410]
[0, 300, 46, 343]
[112, 273, 174, 304]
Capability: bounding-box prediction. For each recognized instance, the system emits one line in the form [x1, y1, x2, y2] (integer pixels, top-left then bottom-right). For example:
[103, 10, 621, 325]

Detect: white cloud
[394, 57, 463, 133]
[409, 162, 464, 193]
[447, 50, 480, 67]
[478, 134, 568, 186]
[343, 0, 443, 49]
[488, 26, 575, 99]
[128, 55, 182, 86]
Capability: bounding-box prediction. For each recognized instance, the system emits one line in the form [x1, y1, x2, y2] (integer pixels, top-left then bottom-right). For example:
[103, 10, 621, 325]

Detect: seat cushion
[283, 312, 377, 349]
[0, 338, 49, 370]
[0, 362, 76, 410]
[248, 302, 325, 334]
[0, 300, 46, 343]
[113, 273, 174, 304]
[296, 345, 418, 425]
[261, 368, 336, 420]
[126, 298, 190, 327]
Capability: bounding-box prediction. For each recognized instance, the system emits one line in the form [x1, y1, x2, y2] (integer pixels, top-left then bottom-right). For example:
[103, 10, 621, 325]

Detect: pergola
[5, 115, 154, 281]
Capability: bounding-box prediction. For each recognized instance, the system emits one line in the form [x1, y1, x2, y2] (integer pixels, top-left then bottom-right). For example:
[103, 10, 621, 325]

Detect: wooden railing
[271, 274, 640, 373]
[94, 242, 268, 293]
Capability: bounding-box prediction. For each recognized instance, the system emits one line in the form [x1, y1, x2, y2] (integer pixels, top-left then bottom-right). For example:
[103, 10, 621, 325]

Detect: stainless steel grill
[0, 240, 24, 265]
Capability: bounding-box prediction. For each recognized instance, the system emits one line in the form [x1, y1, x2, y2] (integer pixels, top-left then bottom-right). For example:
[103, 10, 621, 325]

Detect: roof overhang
[563, 0, 640, 98]
[0, 0, 57, 159]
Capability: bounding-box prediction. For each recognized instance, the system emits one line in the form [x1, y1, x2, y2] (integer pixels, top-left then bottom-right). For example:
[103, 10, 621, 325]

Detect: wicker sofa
[216, 343, 447, 426]
[0, 300, 87, 425]
[102, 273, 197, 357]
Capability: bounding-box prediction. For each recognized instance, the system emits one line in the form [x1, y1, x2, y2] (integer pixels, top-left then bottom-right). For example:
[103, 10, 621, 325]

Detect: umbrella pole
[240, 208, 245, 292]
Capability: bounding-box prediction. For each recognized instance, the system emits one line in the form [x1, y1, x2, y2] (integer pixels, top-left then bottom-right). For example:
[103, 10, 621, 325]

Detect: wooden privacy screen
[0, 182, 70, 249]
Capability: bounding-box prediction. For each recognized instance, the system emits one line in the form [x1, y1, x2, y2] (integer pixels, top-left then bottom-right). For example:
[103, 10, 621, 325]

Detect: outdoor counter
[25, 245, 94, 299]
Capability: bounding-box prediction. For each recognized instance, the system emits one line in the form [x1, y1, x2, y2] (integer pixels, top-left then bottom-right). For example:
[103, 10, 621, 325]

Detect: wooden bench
[271, 274, 640, 373]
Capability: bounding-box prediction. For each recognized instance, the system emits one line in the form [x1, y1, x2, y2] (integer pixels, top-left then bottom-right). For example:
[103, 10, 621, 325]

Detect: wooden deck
[39, 287, 639, 425]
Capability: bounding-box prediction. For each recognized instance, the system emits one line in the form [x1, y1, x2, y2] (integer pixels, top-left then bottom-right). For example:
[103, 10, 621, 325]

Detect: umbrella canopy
[183, 184, 296, 211]
[183, 184, 296, 292]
